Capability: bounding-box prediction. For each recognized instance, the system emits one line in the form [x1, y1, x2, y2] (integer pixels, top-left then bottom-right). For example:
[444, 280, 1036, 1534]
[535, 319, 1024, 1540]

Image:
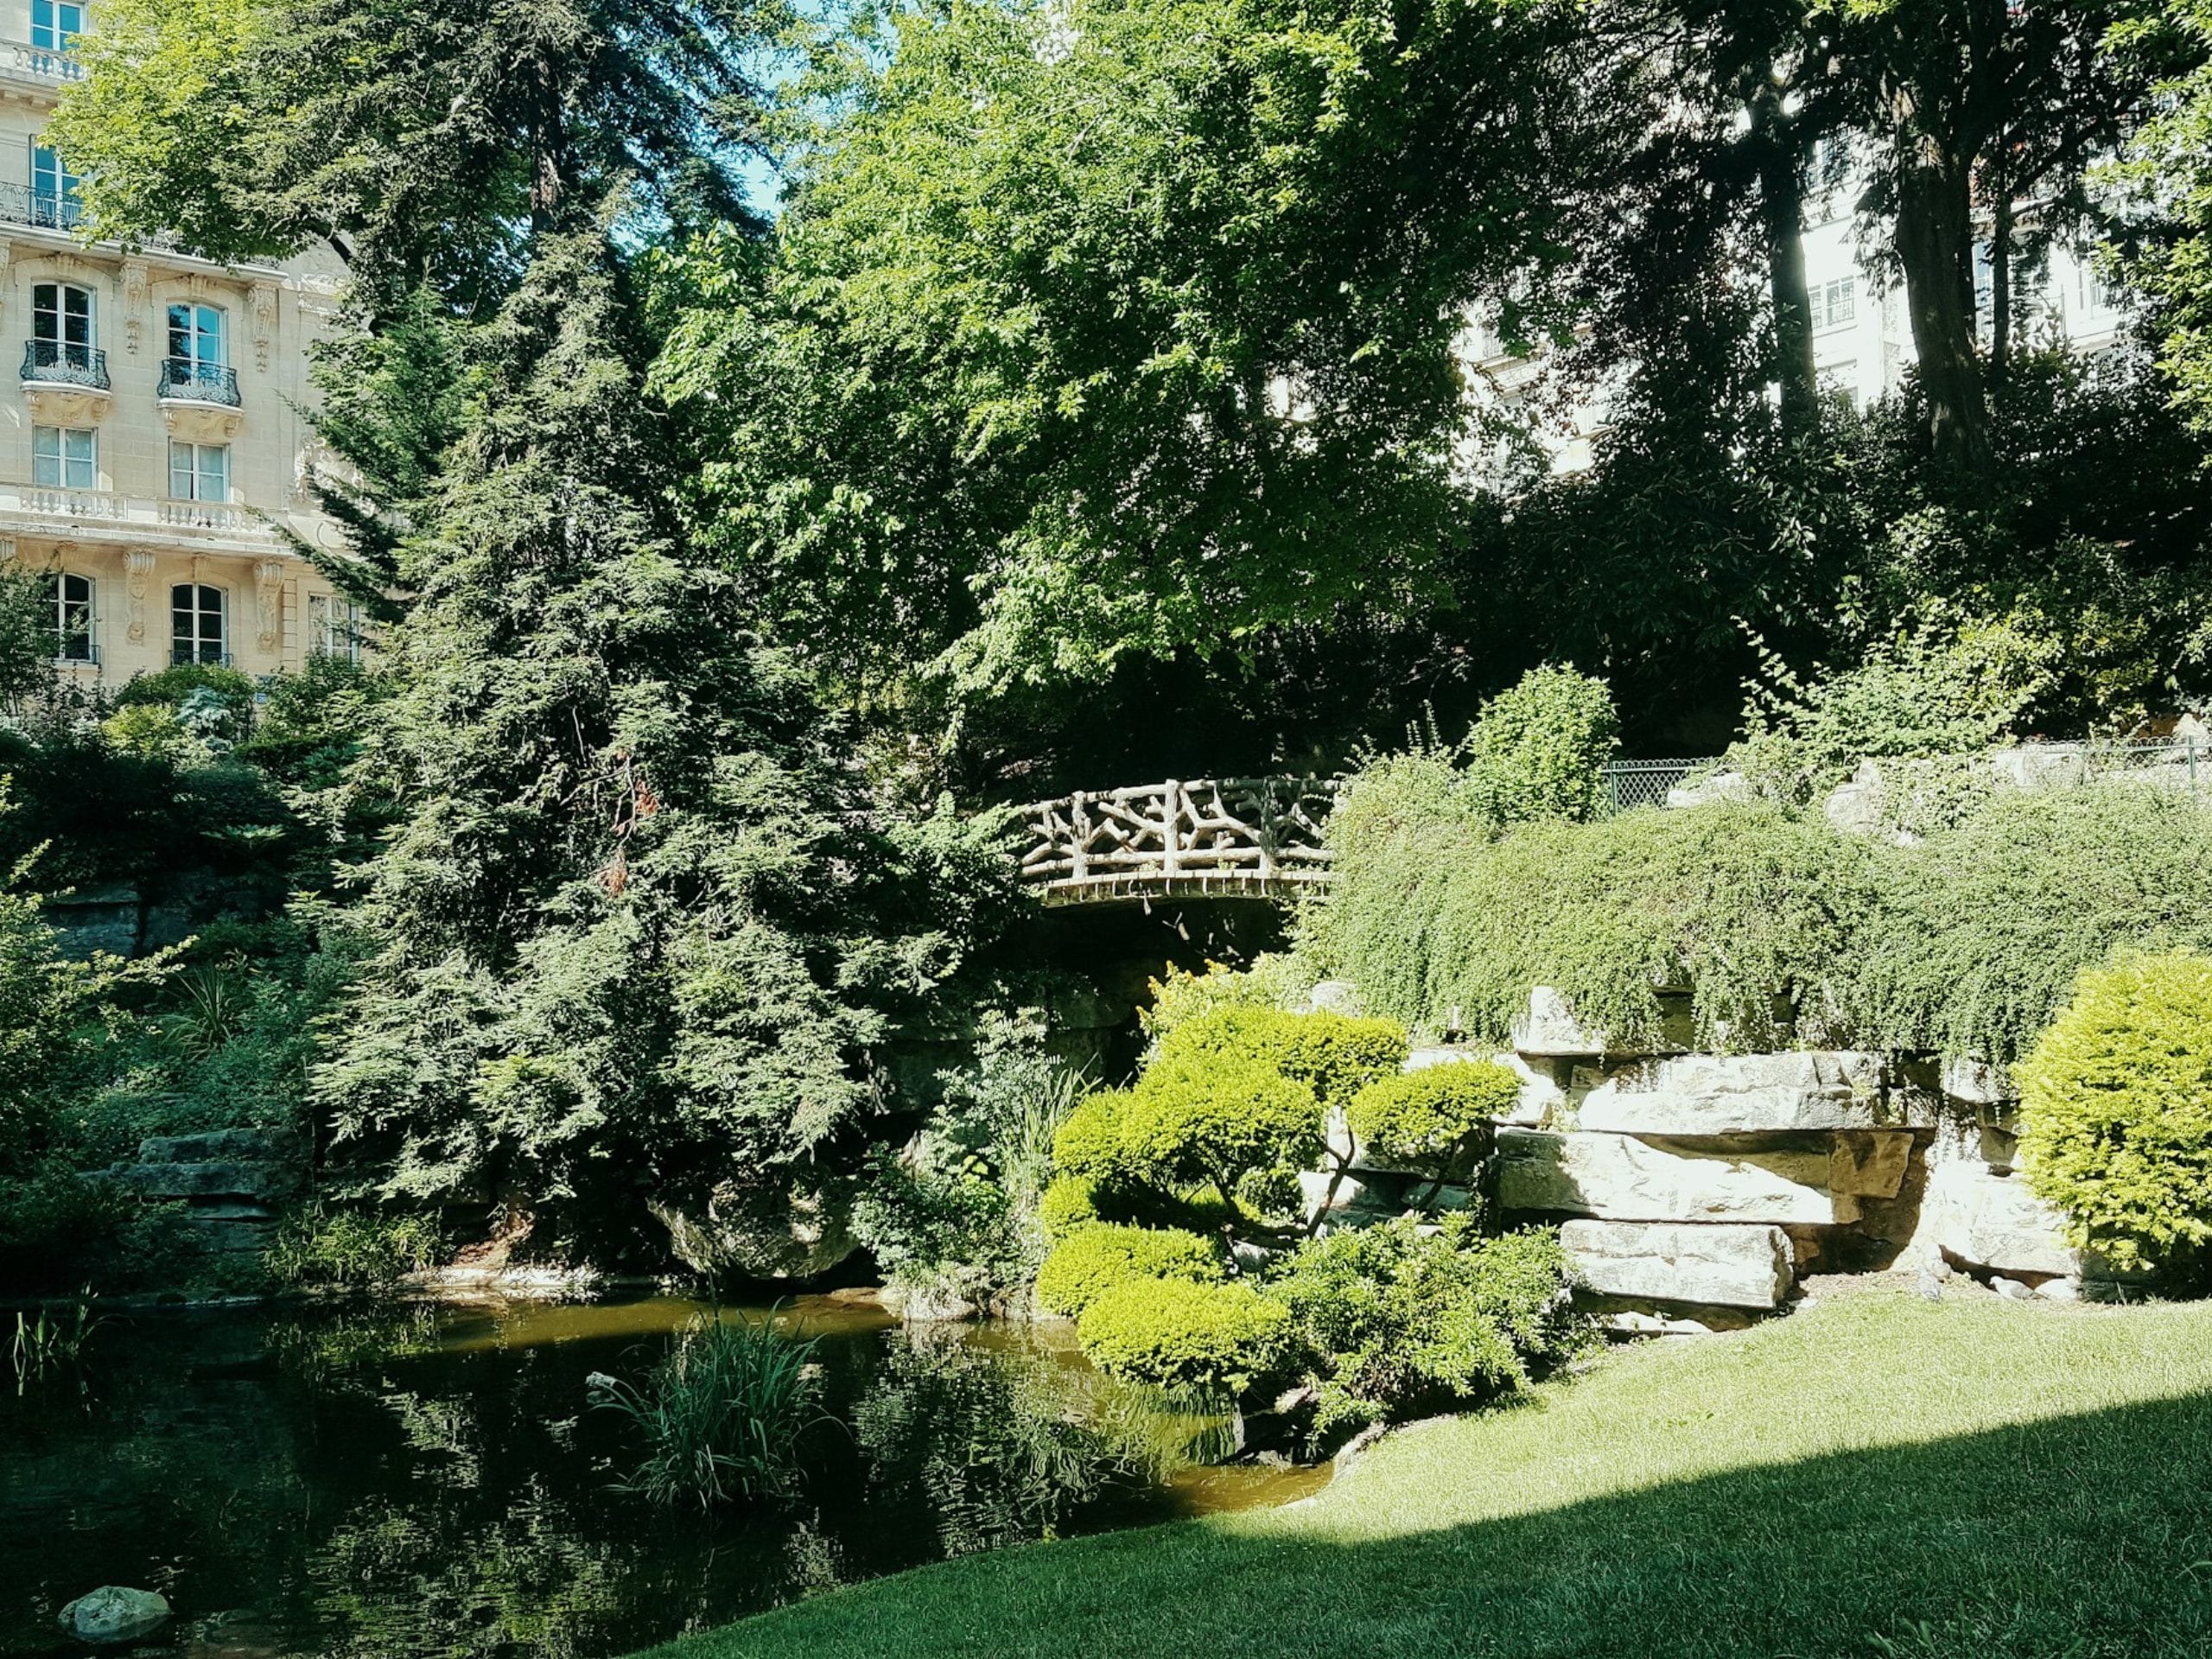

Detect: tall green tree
[47, 0, 785, 309]
[2114, 0, 2212, 435]
[656, 0, 1618, 715]
[315, 232, 1008, 1241]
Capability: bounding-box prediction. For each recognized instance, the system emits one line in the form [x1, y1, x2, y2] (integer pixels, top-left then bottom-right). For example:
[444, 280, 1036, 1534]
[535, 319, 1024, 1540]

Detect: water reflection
[0, 1295, 1323, 1657]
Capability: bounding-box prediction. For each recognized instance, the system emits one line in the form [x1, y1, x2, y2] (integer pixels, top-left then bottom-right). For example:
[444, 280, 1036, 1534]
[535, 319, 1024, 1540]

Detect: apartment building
[0, 0, 356, 687]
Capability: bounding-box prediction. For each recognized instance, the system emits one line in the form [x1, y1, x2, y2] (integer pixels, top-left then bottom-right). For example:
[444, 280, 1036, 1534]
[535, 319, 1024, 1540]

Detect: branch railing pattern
[1020, 777, 1335, 901]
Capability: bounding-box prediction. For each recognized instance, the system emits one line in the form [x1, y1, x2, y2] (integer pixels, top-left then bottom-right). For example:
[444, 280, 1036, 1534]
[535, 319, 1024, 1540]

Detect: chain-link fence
[1600, 738, 2212, 817]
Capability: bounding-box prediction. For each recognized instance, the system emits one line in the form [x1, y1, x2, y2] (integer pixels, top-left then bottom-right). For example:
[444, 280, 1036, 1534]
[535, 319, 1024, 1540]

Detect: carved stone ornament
[159, 400, 242, 443]
[254, 556, 285, 651]
[121, 259, 149, 355]
[22, 385, 111, 427]
[250, 282, 277, 373]
[123, 548, 155, 644]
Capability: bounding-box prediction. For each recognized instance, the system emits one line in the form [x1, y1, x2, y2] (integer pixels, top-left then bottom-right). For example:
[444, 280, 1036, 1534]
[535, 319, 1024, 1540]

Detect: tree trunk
[1988, 186, 2013, 387]
[1892, 137, 1990, 474]
[1751, 91, 1819, 440]
[530, 52, 567, 230]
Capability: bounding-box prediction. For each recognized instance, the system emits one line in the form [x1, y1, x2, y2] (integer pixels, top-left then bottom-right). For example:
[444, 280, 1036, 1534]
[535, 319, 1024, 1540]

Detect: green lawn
[642, 1288, 2212, 1659]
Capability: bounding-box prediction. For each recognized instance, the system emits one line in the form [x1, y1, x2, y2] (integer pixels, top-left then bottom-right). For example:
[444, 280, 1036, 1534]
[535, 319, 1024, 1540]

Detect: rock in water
[58, 1586, 171, 1643]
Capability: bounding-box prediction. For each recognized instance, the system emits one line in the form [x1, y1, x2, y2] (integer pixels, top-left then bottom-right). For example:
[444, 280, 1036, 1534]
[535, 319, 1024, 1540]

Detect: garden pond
[1, 1292, 1325, 1656]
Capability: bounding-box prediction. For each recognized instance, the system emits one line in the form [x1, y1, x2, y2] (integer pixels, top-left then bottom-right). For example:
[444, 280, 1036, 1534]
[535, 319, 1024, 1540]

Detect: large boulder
[1497, 1128, 1910, 1224]
[1578, 1052, 1887, 1135]
[651, 1178, 859, 1281]
[1915, 1162, 2076, 1280]
[58, 1586, 170, 1643]
[1940, 1055, 2016, 1106]
[1562, 1219, 1795, 1309]
[1511, 987, 1694, 1059]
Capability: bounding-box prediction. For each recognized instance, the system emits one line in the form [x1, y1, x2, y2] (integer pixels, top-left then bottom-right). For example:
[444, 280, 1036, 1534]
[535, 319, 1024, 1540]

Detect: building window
[30, 142, 82, 230]
[32, 280, 94, 353]
[1813, 136, 1852, 192]
[168, 440, 230, 502]
[167, 302, 225, 369]
[1814, 277, 1856, 331]
[31, 0, 86, 53]
[171, 584, 226, 664]
[33, 425, 95, 489]
[45, 569, 92, 662]
[308, 593, 364, 662]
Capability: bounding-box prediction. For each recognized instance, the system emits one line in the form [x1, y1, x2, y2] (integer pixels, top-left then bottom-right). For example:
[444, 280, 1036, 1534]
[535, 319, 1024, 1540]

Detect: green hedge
[1075, 1277, 1292, 1394]
[1345, 1061, 1519, 1174]
[1313, 770, 2212, 1064]
[1033, 1222, 1224, 1317]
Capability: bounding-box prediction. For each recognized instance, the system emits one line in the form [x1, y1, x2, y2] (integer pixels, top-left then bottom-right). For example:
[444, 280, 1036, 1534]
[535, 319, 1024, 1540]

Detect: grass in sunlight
[637, 1287, 2212, 1659]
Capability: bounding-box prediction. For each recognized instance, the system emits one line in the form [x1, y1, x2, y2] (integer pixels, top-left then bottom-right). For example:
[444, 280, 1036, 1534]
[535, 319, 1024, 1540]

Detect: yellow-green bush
[1346, 1061, 1521, 1173]
[1033, 1222, 1224, 1317]
[2015, 951, 2212, 1275]
[1075, 1276, 1291, 1393]
[1052, 1089, 1132, 1180]
[1112, 1052, 1320, 1206]
[1139, 956, 1317, 1042]
[1153, 1004, 1407, 1113]
[1036, 1173, 1104, 1241]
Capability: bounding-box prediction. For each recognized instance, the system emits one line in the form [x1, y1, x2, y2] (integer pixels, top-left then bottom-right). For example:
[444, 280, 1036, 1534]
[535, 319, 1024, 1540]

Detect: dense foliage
[2016, 953, 2212, 1278]
[1074, 1277, 1292, 1395]
[1268, 1217, 1580, 1433]
[1033, 1223, 1224, 1319]
[1344, 1064, 1519, 1181]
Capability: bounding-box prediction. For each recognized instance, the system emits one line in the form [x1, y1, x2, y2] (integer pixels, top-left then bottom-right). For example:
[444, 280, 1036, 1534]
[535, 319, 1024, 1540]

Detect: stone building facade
[0, 2, 354, 688]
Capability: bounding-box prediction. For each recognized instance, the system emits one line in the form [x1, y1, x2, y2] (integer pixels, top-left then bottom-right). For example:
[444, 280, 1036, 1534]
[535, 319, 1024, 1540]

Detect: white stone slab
[1578, 1052, 1886, 1135]
[1497, 1128, 1860, 1224]
[1563, 1219, 1795, 1309]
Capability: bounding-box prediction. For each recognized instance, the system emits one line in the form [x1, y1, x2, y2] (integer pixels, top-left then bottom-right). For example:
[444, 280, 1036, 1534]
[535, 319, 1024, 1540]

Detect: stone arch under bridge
[1018, 777, 1334, 907]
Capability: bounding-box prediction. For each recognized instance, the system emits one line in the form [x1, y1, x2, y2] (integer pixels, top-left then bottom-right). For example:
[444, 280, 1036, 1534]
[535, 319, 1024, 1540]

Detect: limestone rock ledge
[1562, 1218, 1795, 1309]
[1497, 1128, 1911, 1225]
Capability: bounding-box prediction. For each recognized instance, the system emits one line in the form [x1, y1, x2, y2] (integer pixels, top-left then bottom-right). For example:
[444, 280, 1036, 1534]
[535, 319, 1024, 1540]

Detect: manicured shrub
[1034, 1222, 1224, 1317]
[2014, 952, 2212, 1276]
[1345, 1061, 1520, 1174]
[1037, 1173, 1105, 1241]
[1075, 1276, 1292, 1394]
[1270, 1217, 1581, 1433]
[1153, 1004, 1408, 1113]
[1460, 664, 1620, 827]
[1052, 1089, 1133, 1180]
[1112, 1052, 1321, 1210]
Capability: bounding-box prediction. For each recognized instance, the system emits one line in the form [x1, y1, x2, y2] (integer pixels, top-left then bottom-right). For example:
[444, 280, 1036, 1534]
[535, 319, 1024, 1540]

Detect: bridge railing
[1020, 777, 1335, 900]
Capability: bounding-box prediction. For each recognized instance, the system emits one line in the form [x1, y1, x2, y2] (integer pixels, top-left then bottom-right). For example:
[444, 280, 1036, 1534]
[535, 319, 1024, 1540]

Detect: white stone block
[1512, 986, 1693, 1058]
[1497, 1128, 1864, 1224]
[1941, 1055, 2016, 1106]
[1916, 1161, 2075, 1278]
[1578, 1052, 1887, 1135]
[1563, 1218, 1794, 1309]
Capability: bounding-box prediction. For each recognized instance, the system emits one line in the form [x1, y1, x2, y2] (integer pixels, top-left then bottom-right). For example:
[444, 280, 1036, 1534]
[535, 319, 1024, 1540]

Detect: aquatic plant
[10, 1296, 106, 1393]
[589, 1309, 824, 1508]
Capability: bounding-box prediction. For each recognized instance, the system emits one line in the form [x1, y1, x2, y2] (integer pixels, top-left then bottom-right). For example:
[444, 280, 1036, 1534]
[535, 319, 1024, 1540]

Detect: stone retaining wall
[104, 1127, 306, 1258]
[1304, 983, 2135, 1331]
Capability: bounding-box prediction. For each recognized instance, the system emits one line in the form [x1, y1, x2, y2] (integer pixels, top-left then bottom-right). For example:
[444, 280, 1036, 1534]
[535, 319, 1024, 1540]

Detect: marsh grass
[592, 1307, 826, 1509]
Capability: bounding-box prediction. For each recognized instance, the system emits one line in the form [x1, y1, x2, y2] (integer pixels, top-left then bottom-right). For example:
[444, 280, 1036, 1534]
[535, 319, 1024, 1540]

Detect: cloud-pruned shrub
[1345, 1061, 1519, 1180]
[2015, 952, 2212, 1278]
[1074, 1277, 1292, 1395]
[1034, 1222, 1224, 1318]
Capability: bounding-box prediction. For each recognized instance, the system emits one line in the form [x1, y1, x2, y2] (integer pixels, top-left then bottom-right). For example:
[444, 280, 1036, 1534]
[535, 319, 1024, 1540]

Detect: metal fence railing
[1601, 758, 1714, 813]
[1601, 738, 2212, 816]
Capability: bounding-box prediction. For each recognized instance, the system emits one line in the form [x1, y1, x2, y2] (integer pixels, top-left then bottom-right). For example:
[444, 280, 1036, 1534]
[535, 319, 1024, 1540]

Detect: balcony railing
[0, 482, 275, 541]
[4, 41, 83, 80]
[22, 340, 108, 391]
[157, 357, 241, 407]
[0, 183, 83, 234]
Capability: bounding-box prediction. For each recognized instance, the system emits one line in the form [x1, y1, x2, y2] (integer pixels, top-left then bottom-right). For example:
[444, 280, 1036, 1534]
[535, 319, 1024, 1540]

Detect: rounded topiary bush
[1153, 1004, 1407, 1114]
[1345, 1061, 1521, 1171]
[1075, 1276, 1292, 1394]
[1034, 1222, 1224, 1317]
[1036, 1173, 1105, 1241]
[1115, 1052, 1321, 1201]
[1052, 1089, 1131, 1179]
[2014, 951, 2212, 1276]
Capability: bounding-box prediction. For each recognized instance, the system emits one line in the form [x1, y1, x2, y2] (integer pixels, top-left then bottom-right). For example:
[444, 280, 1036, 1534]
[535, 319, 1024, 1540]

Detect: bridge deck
[1020, 777, 1333, 906]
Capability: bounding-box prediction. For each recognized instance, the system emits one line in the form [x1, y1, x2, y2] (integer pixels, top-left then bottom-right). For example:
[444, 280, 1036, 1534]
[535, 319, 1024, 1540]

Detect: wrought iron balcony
[157, 357, 241, 407]
[21, 339, 107, 391]
[0, 183, 83, 234]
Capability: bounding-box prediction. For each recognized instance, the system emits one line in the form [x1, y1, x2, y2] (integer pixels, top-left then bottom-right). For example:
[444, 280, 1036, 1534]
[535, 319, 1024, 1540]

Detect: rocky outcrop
[1497, 1128, 1910, 1226]
[1577, 1052, 1889, 1135]
[652, 1177, 861, 1281]
[1510, 986, 1694, 1058]
[105, 1126, 306, 1255]
[1561, 1219, 1794, 1309]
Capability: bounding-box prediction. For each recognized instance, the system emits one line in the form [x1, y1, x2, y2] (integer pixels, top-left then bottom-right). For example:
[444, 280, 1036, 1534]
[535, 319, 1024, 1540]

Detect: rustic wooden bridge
[1018, 777, 1334, 907]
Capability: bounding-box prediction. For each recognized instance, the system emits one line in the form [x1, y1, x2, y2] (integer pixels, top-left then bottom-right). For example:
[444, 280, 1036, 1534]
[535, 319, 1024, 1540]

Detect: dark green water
[0, 1294, 1324, 1657]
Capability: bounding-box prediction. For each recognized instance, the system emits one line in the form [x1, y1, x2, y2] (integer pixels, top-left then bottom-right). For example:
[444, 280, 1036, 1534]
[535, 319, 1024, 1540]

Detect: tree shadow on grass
[669, 1389, 2212, 1659]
